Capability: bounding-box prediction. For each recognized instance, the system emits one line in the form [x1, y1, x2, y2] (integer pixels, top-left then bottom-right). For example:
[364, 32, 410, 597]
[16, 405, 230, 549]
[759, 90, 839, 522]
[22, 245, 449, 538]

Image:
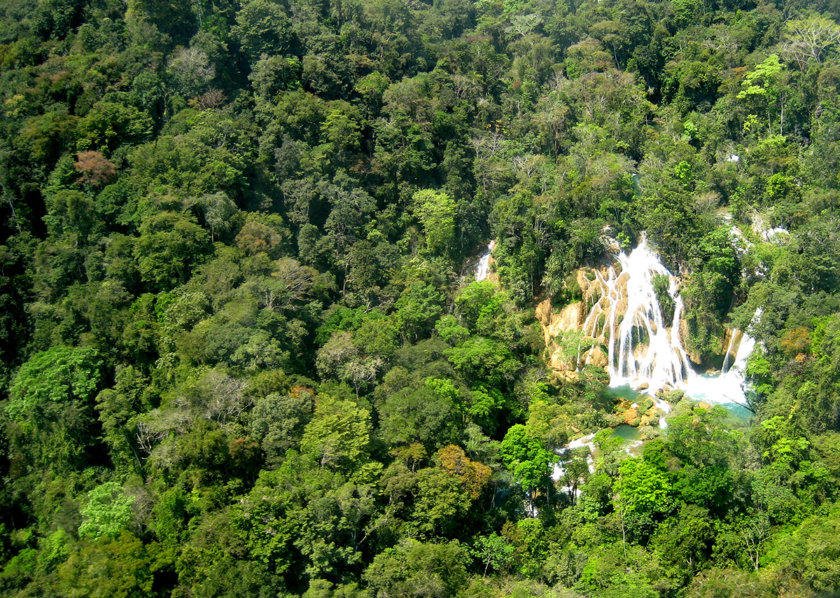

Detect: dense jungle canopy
[3, 0, 840, 596]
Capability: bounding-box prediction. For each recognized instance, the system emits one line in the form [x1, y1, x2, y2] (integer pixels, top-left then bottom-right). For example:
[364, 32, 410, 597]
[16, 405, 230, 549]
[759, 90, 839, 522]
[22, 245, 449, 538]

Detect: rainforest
[2, 0, 840, 596]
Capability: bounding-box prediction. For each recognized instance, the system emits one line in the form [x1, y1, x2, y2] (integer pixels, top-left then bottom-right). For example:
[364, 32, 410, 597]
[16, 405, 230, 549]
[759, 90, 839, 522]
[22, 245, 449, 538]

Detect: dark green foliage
[1, 0, 840, 596]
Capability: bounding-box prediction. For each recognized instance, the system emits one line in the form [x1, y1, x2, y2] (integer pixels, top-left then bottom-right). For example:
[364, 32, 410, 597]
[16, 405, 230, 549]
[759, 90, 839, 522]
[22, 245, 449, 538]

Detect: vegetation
[2, 0, 840, 595]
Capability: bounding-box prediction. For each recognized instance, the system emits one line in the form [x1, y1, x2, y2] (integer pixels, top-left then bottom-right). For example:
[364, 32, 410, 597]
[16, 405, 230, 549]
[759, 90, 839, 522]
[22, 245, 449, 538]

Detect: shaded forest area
[3, 0, 840, 595]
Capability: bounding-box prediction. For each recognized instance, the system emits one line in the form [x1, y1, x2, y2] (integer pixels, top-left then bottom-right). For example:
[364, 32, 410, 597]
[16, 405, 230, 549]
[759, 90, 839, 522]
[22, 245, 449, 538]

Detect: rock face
[623, 407, 640, 425]
[588, 347, 608, 368]
[536, 298, 585, 376]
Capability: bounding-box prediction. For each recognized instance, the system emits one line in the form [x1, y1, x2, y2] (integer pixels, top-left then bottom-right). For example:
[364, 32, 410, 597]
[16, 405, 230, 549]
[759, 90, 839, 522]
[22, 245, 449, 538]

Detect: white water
[581, 236, 693, 395]
[578, 236, 759, 412]
[686, 310, 761, 408]
[475, 240, 496, 281]
[552, 433, 596, 499]
[545, 241, 761, 505]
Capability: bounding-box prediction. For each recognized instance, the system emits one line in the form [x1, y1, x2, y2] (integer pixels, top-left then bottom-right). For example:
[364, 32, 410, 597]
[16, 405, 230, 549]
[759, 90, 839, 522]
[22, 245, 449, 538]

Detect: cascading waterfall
[575, 236, 760, 410]
[580, 236, 694, 395]
[475, 241, 496, 281]
[543, 239, 760, 507]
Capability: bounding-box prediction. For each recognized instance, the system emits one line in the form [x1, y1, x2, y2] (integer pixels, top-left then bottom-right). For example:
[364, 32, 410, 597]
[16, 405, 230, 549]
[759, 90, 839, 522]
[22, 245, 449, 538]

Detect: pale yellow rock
[587, 346, 608, 368]
[535, 298, 553, 327]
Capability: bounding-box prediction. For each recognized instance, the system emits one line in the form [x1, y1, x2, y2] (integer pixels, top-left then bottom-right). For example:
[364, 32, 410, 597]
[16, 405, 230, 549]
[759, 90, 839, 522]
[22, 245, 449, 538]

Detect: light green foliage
[445, 336, 519, 387]
[412, 189, 457, 254]
[409, 466, 472, 537]
[57, 532, 154, 598]
[301, 393, 372, 472]
[7, 346, 103, 422]
[737, 54, 786, 135]
[764, 502, 840, 593]
[614, 458, 673, 516]
[75, 101, 153, 154]
[737, 55, 784, 101]
[472, 533, 515, 576]
[78, 482, 135, 540]
[364, 539, 469, 598]
[500, 424, 553, 494]
[394, 282, 444, 340]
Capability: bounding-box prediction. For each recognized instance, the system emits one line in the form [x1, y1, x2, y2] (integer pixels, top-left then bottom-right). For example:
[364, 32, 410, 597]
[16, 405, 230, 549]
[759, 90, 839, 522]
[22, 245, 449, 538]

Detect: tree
[78, 482, 135, 540]
[737, 55, 787, 135]
[74, 151, 116, 186]
[614, 458, 673, 516]
[378, 384, 460, 451]
[6, 346, 104, 469]
[435, 444, 492, 500]
[412, 189, 457, 255]
[409, 466, 472, 537]
[168, 47, 215, 98]
[783, 15, 840, 70]
[134, 211, 211, 291]
[472, 533, 514, 577]
[57, 532, 154, 598]
[248, 387, 314, 466]
[316, 331, 385, 398]
[364, 539, 469, 598]
[232, 0, 294, 61]
[196, 191, 239, 241]
[75, 101, 153, 155]
[394, 282, 444, 341]
[300, 392, 372, 472]
[500, 424, 554, 510]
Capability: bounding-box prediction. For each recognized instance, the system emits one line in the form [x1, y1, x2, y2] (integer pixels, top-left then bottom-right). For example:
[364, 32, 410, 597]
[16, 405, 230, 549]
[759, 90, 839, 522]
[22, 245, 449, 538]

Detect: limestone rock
[587, 346, 608, 368]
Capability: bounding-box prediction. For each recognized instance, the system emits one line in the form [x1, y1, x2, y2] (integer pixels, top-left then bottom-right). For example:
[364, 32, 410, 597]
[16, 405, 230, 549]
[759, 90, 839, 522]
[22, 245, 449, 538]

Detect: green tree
[134, 211, 211, 291]
[5, 346, 104, 471]
[78, 482, 136, 540]
[300, 393, 372, 473]
[500, 424, 554, 509]
[412, 189, 457, 255]
[364, 539, 469, 598]
[57, 532, 154, 598]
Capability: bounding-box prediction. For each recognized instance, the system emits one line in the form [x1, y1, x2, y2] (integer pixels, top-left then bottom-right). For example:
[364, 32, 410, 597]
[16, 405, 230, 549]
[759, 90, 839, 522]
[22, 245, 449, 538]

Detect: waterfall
[475, 240, 496, 281]
[579, 236, 694, 394]
[688, 310, 761, 407]
[548, 235, 763, 420]
[573, 237, 762, 411]
[721, 329, 743, 373]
